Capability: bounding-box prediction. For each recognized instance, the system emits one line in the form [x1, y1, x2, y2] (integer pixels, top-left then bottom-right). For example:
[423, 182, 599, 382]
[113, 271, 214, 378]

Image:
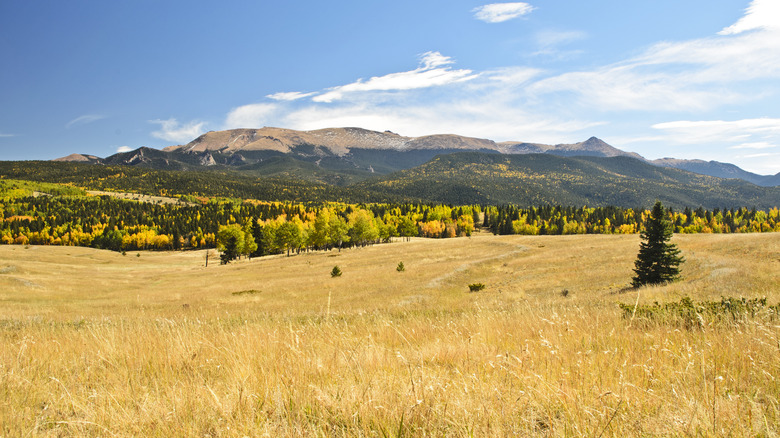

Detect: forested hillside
[5, 153, 780, 209]
[0, 161, 404, 204]
[357, 153, 780, 209]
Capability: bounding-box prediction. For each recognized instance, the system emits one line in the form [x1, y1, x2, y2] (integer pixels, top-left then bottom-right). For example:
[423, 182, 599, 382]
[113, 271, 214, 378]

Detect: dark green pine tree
[632, 201, 684, 288]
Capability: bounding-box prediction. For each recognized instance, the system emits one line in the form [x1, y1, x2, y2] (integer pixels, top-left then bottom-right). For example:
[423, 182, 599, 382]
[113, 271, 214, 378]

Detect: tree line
[1, 194, 778, 255]
[0, 195, 476, 252]
[483, 204, 780, 235]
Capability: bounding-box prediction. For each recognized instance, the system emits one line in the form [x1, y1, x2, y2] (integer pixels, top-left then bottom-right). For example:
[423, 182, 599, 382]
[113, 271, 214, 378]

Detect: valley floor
[1, 232, 778, 436]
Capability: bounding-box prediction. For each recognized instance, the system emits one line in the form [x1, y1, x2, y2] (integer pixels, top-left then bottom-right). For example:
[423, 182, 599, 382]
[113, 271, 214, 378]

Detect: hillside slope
[10, 152, 780, 208]
[356, 153, 780, 209]
[653, 158, 780, 187]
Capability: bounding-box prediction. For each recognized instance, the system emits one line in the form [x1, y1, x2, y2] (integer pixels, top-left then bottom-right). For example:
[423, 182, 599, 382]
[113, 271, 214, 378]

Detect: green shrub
[232, 289, 261, 296]
[331, 266, 342, 278]
[396, 261, 405, 272]
[468, 283, 486, 292]
[620, 296, 777, 329]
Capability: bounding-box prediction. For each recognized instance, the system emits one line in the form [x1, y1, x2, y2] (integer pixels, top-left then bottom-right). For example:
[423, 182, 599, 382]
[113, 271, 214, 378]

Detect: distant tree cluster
[248, 204, 476, 257]
[0, 161, 408, 204]
[0, 194, 477, 253]
[484, 205, 780, 236]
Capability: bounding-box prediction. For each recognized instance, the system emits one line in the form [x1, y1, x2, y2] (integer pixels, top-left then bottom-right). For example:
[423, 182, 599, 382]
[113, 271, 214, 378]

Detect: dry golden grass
[1, 232, 778, 436]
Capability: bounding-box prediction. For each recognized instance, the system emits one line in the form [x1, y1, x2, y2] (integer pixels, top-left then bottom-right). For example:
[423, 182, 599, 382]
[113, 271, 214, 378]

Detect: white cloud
[289, 106, 592, 142]
[532, 68, 736, 112]
[535, 30, 585, 48]
[473, 2, 534, 23]
[644, 118, 780, 172]
[216, 53, 598, 143]
[66, 114, 106, 129]
[149, 118, 207, 143]
[532, 30, 586, 58]
[528, 1, 780, 111]
[311, 52, 477, 103]
[485, 67, 542, 85]
[267, 91, 316, 101]
[0, 131, 15, 138]
[224, 103, 278, 129]
[116, 146, 132, 153]
[729, 141, 776, 149]
[740, 152, 778, 158]
[719, 0, 780, 35]
[652, 118, 780, 144]
[418, 51, 454, 69]
[216, 51, 599, 142]
[264, 91, 603, 143]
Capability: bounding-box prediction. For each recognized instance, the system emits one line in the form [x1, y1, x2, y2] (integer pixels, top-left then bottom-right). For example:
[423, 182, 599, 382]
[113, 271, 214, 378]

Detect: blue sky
[1, 0, 779, 174]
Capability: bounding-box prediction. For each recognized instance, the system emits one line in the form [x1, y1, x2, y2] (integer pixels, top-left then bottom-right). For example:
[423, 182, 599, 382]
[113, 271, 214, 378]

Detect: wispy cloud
[222, 75, 601, 144]
[216, 51, 599, 142]
[311, 52, 477, 103]
[740, 152, 778, 158]
[729, 141, 776, 149]
[224, 103, 277, 129]
[274, 100, 602, 143]
[652, 118, 780, 144]
[267, 91, 317, 101]
[645, 118, 780, 172]
[485, 66, 542, 85]
[0, 131, 16, 138]
[66, 114, 106, 129]
[473, 2, 534, 23]
[532, 30, 586, 58]
[150, 118, 207, 143]
[529, 0, 780, 111]
[116, 146, 133, 153]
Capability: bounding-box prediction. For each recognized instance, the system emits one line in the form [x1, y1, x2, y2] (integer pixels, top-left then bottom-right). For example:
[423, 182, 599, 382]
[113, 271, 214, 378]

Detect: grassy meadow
[1, 232, 779, 436]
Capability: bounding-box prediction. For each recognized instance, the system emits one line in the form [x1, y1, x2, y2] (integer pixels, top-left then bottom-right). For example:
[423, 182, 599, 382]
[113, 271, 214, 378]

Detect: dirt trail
[426, 244, 528, 288]
[86, 190, 196, 206]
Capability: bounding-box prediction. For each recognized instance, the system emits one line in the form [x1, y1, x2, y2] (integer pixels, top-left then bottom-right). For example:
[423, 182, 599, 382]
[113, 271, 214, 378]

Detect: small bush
[232, 289, 261, 296]
[396, 261, 405, 272]
[331, 266, 342, 278]
[620, 296, 778, 329]
[468, 283, 486, 292]
[560, 289, 570, 298]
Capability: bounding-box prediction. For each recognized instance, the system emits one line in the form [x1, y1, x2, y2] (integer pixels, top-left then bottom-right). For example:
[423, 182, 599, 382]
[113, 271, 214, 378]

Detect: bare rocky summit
[53, 153, 101, 162]
[162, 127, 634, 158]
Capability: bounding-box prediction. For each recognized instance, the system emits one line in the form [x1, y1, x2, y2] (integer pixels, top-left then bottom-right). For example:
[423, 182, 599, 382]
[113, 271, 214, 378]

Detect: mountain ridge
[54, 126, 780, 187]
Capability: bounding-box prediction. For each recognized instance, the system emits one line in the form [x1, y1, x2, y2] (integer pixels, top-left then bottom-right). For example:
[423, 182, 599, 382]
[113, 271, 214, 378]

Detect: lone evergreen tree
[216, 225, 243, 264]
[632, 201, 684, 287]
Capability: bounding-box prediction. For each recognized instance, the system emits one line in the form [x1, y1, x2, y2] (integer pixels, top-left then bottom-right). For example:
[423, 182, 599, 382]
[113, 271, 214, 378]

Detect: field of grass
[1, 232, 778, 436]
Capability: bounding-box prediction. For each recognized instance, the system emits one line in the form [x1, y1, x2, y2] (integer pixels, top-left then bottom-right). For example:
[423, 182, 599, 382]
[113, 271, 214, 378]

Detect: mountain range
[55, 127, 780, 187]
[25, 126, 778, 209]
